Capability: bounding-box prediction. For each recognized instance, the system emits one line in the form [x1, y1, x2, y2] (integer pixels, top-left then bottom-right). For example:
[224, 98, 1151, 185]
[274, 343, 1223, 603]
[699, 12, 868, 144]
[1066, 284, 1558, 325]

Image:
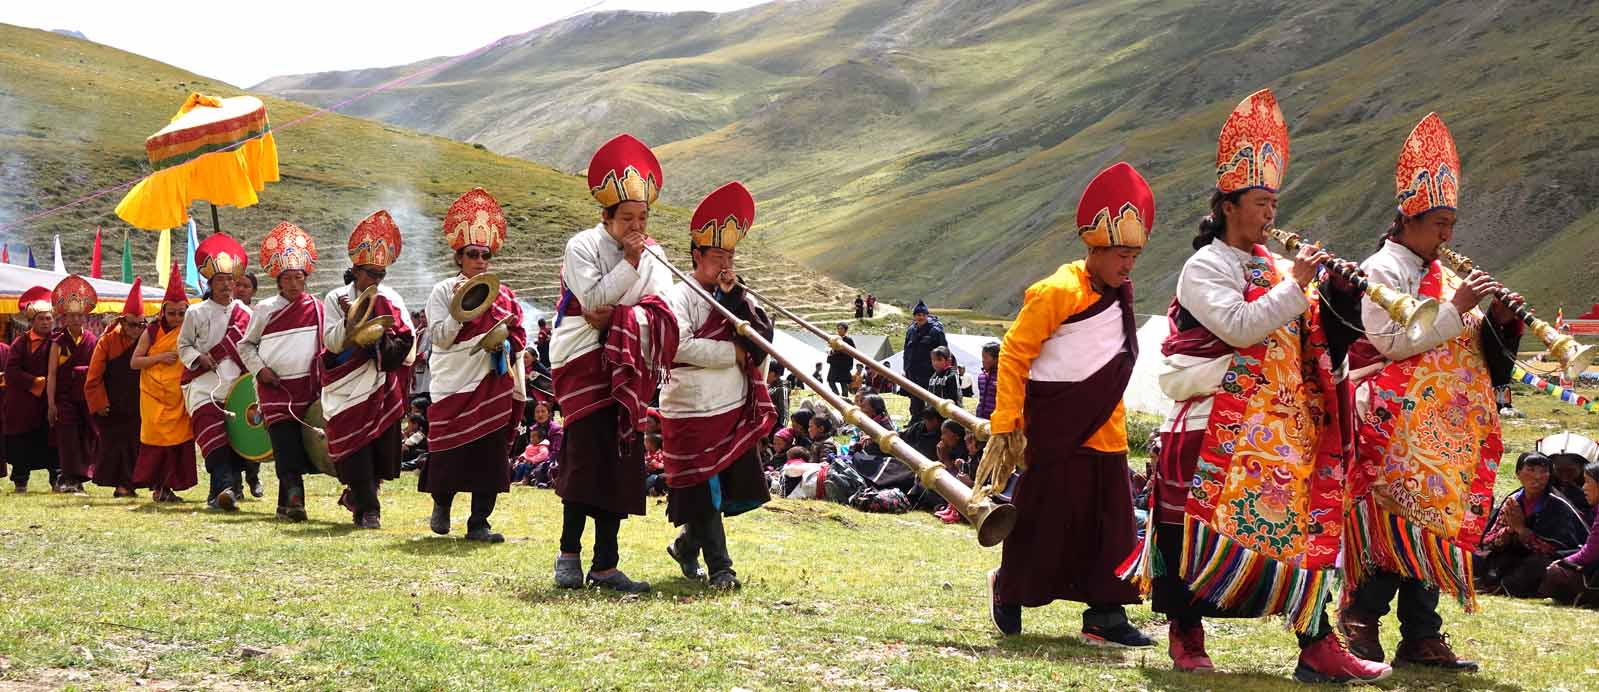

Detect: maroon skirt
[417, 425, 510, 495]
[91, 416, 140, 489]
[132, 443, 198, 491]
[555, 404, 646, 517]
[55, 399, 96, 482]
[666, 448, 769, 526]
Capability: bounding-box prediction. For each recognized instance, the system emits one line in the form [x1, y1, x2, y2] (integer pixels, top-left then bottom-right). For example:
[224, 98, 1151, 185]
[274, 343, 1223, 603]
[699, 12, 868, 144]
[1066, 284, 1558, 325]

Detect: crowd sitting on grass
[1475, 454, 1599, 608]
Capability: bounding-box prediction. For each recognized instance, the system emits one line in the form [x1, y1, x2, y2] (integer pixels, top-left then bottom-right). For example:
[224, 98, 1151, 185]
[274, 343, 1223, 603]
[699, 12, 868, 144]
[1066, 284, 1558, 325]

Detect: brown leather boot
[1337, 608, 1384, 662]
[1394, 635, 1479, 672]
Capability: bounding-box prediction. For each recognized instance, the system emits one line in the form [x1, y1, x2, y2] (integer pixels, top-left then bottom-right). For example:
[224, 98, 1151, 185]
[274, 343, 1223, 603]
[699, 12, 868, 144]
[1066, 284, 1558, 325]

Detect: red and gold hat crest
[1395, 112, 1461, 217]
[261, 222, 318, 277]
[587, 134, 662, 208]
[195, 233, 247, 280]
[690, 182, 756, 252]
[1215, 88, 1290, 194]
[52, 275, 98, 315]
[19, 285, 53, 319]
[349, 210, 404, 268]
[1076, 162, 1154, 248]
[443, 188, 507, 253]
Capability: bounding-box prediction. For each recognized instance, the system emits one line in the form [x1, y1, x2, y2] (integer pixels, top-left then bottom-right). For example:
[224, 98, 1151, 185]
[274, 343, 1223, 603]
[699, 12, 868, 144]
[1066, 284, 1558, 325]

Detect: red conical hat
[260, 222, 318, 277]
[1215, 88, 1290, 194]
[52, 274, 98, 315]
[443, 188, 507, 253]
[19, 286, 53, 320]
[587, 134, 662, 208]
[1076, 162, 1154, 248]
[690, 182, 756, 252]
[122, 276, 146, 316]
[1395, 112, 1461, 218]
[163, 262, 188, 304]
[349, 209, 403, 268]
[195, 233, 247, 279]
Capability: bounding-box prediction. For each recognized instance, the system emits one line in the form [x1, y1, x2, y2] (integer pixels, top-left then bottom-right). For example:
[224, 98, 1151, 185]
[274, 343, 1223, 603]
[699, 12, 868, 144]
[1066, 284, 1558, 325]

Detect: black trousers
[5, 429, 59, 488]
[673, 511, 733, 577]
[203, 446, 244, 502]
[433, 491, 497, 531]
[266, 421, 308, 508]
[561, 501, 622, 572]
[1346, 569, 1443, 641]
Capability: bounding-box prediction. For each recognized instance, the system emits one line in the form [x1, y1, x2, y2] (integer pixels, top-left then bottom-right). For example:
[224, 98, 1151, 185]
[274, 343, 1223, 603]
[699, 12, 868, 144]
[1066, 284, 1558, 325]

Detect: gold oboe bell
[1265, 228, 1439, 341]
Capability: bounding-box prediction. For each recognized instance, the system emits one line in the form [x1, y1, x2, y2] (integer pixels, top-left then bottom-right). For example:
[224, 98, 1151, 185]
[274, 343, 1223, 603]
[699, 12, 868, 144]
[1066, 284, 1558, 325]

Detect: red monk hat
[52, 274, 98, 315]
[690, 182, 756, 252]
[443, 188, 507, 254]
[587, 134, 662, 208]
[122, 276, 146, 316]
[162, 262, 189, 304]
[260, 222, 318, 277]
[1215, 88, 1290, 194]
[349, 209, 403, 268]
[195, 233, 247, 280]
[1076, 162, 1154, 248]
[1395, 112, 1461, 218]
[18, 286, 52, 320]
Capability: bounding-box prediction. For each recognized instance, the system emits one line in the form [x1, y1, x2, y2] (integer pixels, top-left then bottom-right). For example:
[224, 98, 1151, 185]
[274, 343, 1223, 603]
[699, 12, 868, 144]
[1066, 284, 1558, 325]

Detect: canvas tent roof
[0, 265, 172, 317]
[1126, 316, 1173, 417]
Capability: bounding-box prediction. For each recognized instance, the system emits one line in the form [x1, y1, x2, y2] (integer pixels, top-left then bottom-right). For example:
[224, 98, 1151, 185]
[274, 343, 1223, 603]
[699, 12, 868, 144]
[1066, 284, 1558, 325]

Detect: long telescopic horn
[740, 283, 992, 440]
[1438, 246, 1595, 380]
[643, 246, 1016, 546]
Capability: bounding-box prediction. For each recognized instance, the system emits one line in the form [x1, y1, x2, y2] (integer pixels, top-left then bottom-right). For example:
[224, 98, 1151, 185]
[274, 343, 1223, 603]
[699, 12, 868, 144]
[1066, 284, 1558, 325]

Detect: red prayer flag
[1, 243, 7, 264]
[91, 227, 104, 278]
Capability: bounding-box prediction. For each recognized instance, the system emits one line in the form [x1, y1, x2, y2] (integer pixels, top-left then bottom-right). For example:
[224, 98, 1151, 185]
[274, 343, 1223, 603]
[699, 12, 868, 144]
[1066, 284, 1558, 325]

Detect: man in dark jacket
[901, 301, 947, 420]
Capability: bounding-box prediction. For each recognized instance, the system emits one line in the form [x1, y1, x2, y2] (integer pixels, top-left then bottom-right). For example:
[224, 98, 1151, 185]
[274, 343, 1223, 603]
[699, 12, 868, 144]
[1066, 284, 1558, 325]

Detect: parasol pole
[210, 203, 221, 235]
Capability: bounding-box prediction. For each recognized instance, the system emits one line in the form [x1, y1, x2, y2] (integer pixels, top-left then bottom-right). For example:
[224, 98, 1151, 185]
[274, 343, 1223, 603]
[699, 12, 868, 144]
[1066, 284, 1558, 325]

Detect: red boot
[1294, 634, 1393, 684]
[1168, 622, 1214, 672]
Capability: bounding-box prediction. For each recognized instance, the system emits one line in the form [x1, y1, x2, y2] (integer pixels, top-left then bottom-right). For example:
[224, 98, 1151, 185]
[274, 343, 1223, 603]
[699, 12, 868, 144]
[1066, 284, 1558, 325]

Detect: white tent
[1126, 316, 1174, 417]
[0, 264, 171, 317]
[768, 329, 828, 376]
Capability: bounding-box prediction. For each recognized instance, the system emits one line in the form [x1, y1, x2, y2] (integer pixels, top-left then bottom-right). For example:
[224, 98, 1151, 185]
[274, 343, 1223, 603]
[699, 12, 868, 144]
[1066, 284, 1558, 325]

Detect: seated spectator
[849, 394, 894, 454]
[934, 418, 973, 485]
[904, 406, 943, 463]
[643, 432, 667, 496]
[1551, 453, 1595, 523]
[786, 410, 815, 449]
[400, 413, 427, 471]
[1476, 452, 1590, 597]
[808, 415, 840, 464]
[1543, 461, 1599, 607]
[513, 426, 549, 485]
[643, 408, 663, 436]
[781, 446, 817, 498]
[958, 365, 974, 399]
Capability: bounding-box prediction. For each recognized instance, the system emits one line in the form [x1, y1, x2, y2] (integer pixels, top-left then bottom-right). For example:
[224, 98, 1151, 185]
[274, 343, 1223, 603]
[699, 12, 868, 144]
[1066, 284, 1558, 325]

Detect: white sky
[4, 0, 770, 87]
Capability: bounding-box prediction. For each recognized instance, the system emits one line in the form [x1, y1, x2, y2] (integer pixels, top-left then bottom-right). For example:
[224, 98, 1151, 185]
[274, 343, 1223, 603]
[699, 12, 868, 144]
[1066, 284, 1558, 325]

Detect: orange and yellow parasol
[114, 92, 280, 231]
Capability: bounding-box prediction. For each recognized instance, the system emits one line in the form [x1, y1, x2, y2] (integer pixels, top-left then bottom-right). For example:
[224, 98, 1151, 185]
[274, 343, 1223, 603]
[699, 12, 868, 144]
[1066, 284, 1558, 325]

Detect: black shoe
[249, 480, 265, 498]
[214, 489, 238, 511]
[667, 543, 706, 580]
[554, 556, 584, 589]
[233, 483, 245, 502]
[988, 569, 1021, 636]
[1082, 622, 1155, 648]
[464, 526, 504, 543]
[588, 570, 650, 594]
[430, 502, 450, 535]
[357, 512, 382, 530]
[708, 570, 741, 590]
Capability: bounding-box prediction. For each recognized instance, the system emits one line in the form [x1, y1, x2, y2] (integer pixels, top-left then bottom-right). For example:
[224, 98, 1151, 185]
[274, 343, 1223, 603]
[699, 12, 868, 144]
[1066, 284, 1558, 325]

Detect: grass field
[2, 388, 1596, 691]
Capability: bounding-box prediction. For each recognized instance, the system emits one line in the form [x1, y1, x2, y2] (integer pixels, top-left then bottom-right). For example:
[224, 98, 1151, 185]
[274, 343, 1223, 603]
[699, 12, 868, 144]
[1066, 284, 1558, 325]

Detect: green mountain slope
[0, 23, 865, 318]
[257, 0, 1599, 318]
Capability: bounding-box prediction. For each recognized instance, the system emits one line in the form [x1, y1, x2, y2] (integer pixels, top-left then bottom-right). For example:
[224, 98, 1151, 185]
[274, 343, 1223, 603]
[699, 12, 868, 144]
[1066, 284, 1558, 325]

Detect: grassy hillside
[0, 24, 866, 318]
[258, 0, 1599, 319]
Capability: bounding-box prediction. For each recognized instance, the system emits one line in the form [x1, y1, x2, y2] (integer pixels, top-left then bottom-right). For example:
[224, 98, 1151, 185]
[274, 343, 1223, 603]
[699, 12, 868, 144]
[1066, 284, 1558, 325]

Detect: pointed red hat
[690, 182, 756, 252]
[443, 188, 507, 253]
[52, 274, 99, 315]
[349, 210, 403, 268]
[1215, 88, 1290, 194]
[587, 134, 662, 208]
[162, 262, 188, 304]
[1076, 162, 1154, 248]
[122, 276, 146, 316]
[260, 222, 318, 277]
[1395, 112, 1461, 218]
[196, 233, 247, 279]
[19, 286, 53, 320]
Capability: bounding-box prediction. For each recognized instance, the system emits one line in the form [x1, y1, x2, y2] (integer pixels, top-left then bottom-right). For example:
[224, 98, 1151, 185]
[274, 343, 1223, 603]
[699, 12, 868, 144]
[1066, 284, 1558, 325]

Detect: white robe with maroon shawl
[239, 292, 324, 427]
[319, 284, 413, 463]
[177, 298, 252, 457]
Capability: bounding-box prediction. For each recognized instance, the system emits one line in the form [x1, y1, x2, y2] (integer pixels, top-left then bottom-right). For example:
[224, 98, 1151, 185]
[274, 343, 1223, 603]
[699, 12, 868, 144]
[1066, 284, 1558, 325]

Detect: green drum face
[225, 374, 274, 461]
[302, 401, 336, 476]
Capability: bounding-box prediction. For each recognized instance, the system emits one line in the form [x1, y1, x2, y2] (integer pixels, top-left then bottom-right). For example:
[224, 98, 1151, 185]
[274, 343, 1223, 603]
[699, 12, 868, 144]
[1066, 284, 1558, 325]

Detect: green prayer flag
[121, 231, 133, 283]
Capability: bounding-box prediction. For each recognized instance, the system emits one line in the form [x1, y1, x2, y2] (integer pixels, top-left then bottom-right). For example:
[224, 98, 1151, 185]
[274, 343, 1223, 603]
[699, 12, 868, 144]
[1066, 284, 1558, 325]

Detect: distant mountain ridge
[259, 0, 1599, 317]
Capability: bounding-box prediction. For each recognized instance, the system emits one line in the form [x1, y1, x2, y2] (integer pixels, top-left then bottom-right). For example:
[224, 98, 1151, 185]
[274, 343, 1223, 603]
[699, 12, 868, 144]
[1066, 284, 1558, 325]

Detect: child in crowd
[401, 413, 428, 471]
[975, 342, 999, 420]
[927, 346, 962, 408]
[808, 415, 839, 464]
[513, 426, 549, 485]
[643, 432, 667, 496]
[786, 410, 814, 450]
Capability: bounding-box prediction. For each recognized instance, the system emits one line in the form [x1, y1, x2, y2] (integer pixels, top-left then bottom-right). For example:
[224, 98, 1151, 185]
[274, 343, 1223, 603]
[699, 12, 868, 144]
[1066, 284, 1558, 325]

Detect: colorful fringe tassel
[1115, 493, 1164, 594]
[1176, 515, 1332, 634]
[1344, 496, 1479, 612]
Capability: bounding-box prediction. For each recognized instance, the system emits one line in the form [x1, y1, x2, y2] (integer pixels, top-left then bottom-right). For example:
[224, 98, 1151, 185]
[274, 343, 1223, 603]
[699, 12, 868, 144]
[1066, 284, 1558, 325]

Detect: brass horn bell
[343, 286, 395, 351]
[450, 273, 500, 323]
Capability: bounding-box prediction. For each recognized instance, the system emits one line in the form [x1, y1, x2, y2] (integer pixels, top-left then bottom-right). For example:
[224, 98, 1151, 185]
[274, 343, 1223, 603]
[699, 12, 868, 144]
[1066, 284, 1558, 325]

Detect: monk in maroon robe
[5, 286, 60, 492]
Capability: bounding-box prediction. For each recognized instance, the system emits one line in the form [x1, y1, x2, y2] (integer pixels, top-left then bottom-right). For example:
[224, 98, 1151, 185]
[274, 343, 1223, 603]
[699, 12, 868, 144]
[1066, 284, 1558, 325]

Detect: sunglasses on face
[463, 249, 492, 261]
